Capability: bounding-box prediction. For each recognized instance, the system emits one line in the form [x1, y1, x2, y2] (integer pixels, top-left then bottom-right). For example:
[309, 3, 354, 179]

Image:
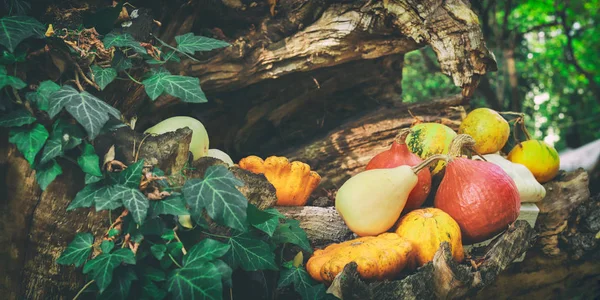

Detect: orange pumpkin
[238, 155, 321, 206]
[306, 232, 413, 284]
[394, 208, 464, 267]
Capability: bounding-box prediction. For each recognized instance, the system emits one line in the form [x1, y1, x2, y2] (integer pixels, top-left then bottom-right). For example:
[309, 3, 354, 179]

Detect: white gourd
[144, 116, 209, 160]
[474, 153, 546, 202]
[207, 149, 234, 166]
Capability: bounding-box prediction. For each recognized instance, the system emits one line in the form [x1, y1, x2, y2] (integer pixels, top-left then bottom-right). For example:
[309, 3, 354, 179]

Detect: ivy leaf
[167, 262, 222, 300]
[213, 259, 232, 287]
[111, 184, 149, 224]
[25, 80, 61, 111]
[175, 33, 230, 55]
[98, 267, 137, 300]
[77, 142, 102, 176]
[111, 51, 132, 71]
[102, 33, 147, 55]
[9, 123, 49, 166]
[67, 183, 100, 210]
[253, 208, 284, 237]
[56, 232, 94, 267]
[151, 244, 167, 260]
[101, 240, 115, 253]
[83, 248, 136, 293]
[0, 109, 35, 127]
[0, 16, 45, 52]
[183, 238, 230, 268]
[278, 266, 315, 299]
[85, 174, 103, 184]
[116, 159, 144, 188]
[161, 229, 175, 241]
[108, 228, 120, 238]
[48, 85, 121, 139]
[141, 280, 167, 300]
[272, 219, 313, 253]
[39, 138, 63, 164]
[149, 194, 188, 217]
[182, 165, 248, 231]
[35, 159, 62, 190]
[143, 266, 166, 282]
[91, 65, 117, 90]
[95, 185, 122, 211]
[224, 232, 278, 271]
[0, 50, 26, 64]
[0, 65, 26, 90]
[142, 69, 207, 103]
[51, 118, 85, 150]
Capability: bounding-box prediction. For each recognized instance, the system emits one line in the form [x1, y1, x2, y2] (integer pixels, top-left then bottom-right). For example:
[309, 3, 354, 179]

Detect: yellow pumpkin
[507, 140, 560, 183]
[458, 108, 510, 154]
[394, 208, 464, 267]
[238, 155, 321, 206]
[306, 232, 413, 284]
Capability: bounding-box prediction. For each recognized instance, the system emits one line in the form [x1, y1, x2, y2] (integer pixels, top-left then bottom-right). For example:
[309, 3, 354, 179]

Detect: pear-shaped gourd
[207, 149, 234, 166]
[335, 155, 447, 237]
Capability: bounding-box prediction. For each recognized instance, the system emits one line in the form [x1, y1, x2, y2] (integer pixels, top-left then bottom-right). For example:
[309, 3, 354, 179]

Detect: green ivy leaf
[111, 184, 149, 224]
[0, 109, 35, 127]
[108, 228, 120, 238]
[48, 85, 121, 139]
[102, 33, 147, 55]
[116, 159, 144, 188]
[167, 262, 222, 300]
[35, 159, 62, 190]
[95, 185, 121, 211]
[67, 183, 101, 210]
[98, 267, 137, 300]
[253, 208, 284, 237]
[85, 173, 103, 184]
[151, 244, 167, 260]
[101, 240, 115, 253]
[0, 50, 26, 64]
[0, 16, 45, 52]
[91, 65, 117, 90]
[141, 280, 167, 300]
[56, 232, 94, 267]
[161, 230, 175, 242]
[77, 142, 102, 176]
[9, 123, 49, 166]
[111, 51, 133, 71]
[143, 266, 166, 282]
[272, 219, 313, 253]
[149, 194, 188, 217]
[183, 238, 230, 268]
[213, 259, 233, 287]
[182, 165, 248, 231]
[224, 232, 278, 271]
[50, 118, 85, 150]
[83, 248, 136, 293]
[142, 69, 207, 103]
[39, 138, 63, 165]
[26, 80, 61, 111]
[174, 33, 230, 55]
[278, 266, 315, 299]
[0, 65, 26, 90]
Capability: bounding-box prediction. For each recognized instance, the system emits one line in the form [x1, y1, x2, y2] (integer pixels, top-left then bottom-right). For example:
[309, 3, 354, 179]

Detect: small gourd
[458, 108, 510, 154]
[335, 155, 447, 236]
[405, 123, 457, 175]
[306, 232, 413, 284]
[394, 208, 464, 267]
[507, 140, 560, 183]
[238, 155, 321, 206]
[144, 116, 209, 160]
[474, 153, 546, 202]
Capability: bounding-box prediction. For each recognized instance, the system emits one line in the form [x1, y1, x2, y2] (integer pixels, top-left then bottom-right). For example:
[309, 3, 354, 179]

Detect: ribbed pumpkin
[406, 123, 457, 175]
[394, 208, 464, 267]
[306, 232, 413, 284]
[238, 155, 321, 206]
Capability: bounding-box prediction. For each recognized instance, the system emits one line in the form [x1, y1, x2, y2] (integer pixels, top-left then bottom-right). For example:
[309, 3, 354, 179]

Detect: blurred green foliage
[401, 0, 600, 152]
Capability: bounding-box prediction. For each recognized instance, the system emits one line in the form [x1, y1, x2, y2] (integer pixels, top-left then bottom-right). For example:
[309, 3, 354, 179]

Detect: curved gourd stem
[501, 111, 532, 144]
[393, 128, 412, 145]
[411, 154, 449, 174]
[448, 134, 487, 161]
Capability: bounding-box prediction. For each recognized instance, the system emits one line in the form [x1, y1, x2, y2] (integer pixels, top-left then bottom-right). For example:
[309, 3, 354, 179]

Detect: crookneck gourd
[238, 155, 321, 206]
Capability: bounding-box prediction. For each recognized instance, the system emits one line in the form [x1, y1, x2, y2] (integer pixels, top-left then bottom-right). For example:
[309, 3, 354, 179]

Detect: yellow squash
[306, 232, 413, 284]
[507, 140, 560, 183]
[458, 108, 510, 154]
[238, 156, 321, 206]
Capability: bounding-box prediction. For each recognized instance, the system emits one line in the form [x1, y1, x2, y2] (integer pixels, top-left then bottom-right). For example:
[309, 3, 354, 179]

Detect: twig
[173, 230, 188, 255]
[74, 71, 84, 92]
[152, 34, 199, 62]
[73, 280, 95, 300]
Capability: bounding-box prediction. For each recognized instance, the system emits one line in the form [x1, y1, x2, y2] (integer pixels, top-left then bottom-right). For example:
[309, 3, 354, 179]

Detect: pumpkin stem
[448, 134, 488, 161]
[393, 128, 412, 145]
[411, 154, 449, 174]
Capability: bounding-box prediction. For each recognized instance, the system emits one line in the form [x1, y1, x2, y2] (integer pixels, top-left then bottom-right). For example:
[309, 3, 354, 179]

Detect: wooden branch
[277, 206, 355, 248]
[284, 94, 465, 191]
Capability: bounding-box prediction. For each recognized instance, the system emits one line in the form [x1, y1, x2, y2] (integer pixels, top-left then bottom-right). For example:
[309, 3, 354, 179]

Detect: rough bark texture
[277, 206, 355, 248]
